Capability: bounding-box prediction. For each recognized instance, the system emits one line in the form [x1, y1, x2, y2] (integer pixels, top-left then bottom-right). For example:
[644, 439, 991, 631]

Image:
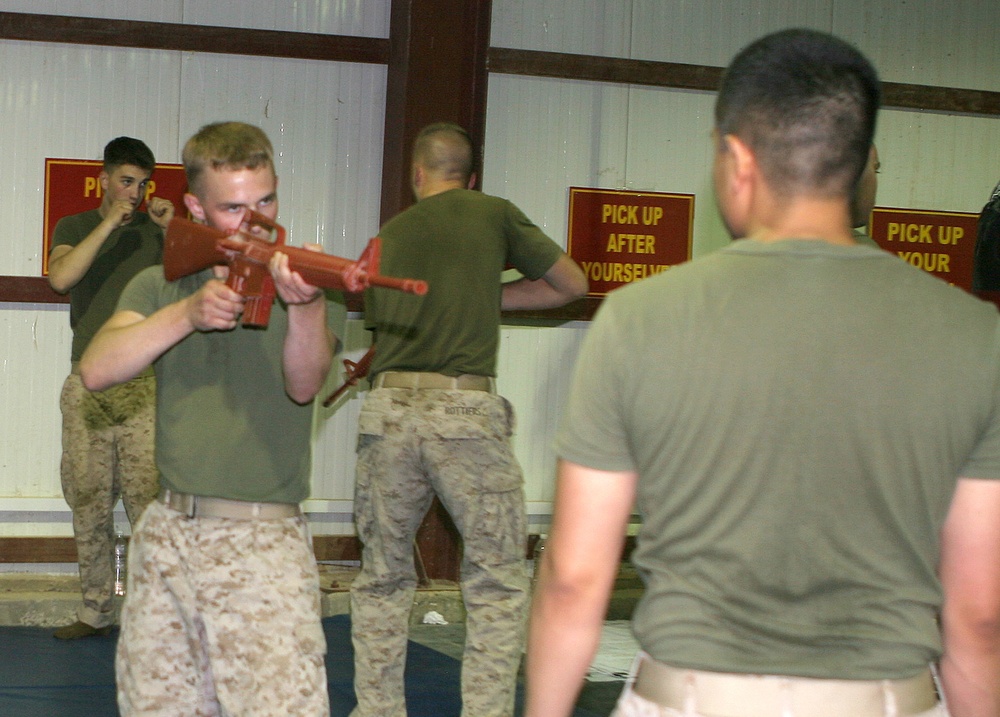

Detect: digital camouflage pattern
[59, 373, 159, 627]
[116, 501, 329, 716]
[350, 387, 529, 717]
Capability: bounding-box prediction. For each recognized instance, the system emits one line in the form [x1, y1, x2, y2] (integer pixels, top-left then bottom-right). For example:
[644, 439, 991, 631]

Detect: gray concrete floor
[407, 620, 626, 716]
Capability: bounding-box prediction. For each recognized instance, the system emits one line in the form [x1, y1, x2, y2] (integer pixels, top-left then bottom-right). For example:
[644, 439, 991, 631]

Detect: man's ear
[715, 133, 759, 239]
[183, 192, 206, 222]
[725, 134, 756, 186]
[467, 172, 477, 190]
[410, 165, 426, 201]
[719, 134, 760, 207]
[99, 170, 110, 193]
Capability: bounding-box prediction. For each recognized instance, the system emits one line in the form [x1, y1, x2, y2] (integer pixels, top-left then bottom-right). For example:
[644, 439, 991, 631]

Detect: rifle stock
[163, 211, 427, 327]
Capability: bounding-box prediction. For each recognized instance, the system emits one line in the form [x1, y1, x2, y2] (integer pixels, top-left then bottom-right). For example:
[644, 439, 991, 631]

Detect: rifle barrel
[367, 275, 428, 296]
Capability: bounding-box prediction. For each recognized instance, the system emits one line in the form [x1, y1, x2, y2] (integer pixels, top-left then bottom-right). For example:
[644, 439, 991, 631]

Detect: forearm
[525, 462, 635, 717]
[502, 277, 578, 310]
[48, 225, 115, 293]
[524, 562, 610, 717]
[502, 254, 588, 311]
[282, 299, 334, 403]
[938, 477, 1000, 717]
[80, 302, 195, 391]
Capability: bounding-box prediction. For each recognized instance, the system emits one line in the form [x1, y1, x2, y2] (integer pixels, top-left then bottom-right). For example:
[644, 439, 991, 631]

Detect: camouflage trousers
[59, 372, 159, 627]
[350, 387, 529, 717]
[116, 500, 329, 717]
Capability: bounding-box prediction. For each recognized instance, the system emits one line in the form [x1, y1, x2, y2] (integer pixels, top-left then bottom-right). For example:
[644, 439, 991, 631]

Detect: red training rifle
[163, 209, 427, 327]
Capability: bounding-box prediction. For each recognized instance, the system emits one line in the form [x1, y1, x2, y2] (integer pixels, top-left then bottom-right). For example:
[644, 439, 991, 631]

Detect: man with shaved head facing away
[527, 29, 1000, 717]
[349, 122, 588, 717]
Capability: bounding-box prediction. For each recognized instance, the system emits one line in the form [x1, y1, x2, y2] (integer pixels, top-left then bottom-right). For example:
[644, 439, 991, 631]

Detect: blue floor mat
[0, 616, 603, 716]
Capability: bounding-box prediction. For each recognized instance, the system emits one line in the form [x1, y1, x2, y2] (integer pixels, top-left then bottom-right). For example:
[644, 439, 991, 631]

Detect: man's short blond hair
[182, 121, 275, 195]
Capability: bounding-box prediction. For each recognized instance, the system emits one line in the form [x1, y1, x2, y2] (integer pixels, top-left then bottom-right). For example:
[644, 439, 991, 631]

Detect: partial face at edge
[711, 130, 744, 240]
[852, 145, 880, 229]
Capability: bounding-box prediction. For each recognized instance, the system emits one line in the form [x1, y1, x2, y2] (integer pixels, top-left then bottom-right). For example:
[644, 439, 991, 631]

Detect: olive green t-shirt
[556, 239, 1000, 679]
[118, 266, 347, 504]
[365, 189, 563, 378]
[51, 209, 164, 361]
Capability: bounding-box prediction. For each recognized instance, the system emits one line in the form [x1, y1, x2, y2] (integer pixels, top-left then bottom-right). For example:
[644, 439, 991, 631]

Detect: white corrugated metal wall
[0, 0, 389, 538]
[487, 0, 1000, 523]
[1, 0, 998, 540]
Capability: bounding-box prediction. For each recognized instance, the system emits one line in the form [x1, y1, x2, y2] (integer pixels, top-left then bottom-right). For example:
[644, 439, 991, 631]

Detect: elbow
[555, 277, 588, 306]
[79, 363, 109, 392]
[561, 260, 589, 301]
[78, 350, 121, 393]
[944, 602, 1000, 655]
[569, 274, 589, 300]
[540, 576, 592, 607]
[536, 558, 610, 614]
[546, 256, 589, 304]
[46, 261, 76, 294]
[285, 376, 325, 405]
[961, 615, 1000, 648]
[532, 571, 612, 634]
[287, 389, 317, 406]
[47, 275, 71, 295]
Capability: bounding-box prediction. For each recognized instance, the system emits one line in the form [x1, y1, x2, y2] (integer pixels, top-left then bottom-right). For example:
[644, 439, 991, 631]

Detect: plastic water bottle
[113, 530, 128, 596]
[531, 537, 546, 586]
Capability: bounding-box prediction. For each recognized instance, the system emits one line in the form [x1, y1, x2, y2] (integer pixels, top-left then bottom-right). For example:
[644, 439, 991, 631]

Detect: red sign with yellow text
[42, 159, 188, 275]
[868, 207, 979, 291]
[568, 187, 693, 297]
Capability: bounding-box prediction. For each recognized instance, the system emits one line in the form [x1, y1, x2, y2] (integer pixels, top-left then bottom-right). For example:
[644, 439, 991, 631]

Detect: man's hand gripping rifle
[163, 210, 427, 327]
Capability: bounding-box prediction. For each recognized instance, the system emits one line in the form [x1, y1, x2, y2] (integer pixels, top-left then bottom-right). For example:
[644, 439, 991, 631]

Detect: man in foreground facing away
[527, 29, 1000, 717]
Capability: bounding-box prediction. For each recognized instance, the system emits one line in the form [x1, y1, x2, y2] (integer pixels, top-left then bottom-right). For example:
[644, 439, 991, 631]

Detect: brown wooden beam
[0, 537, 78, 563]
[490, 47, 723, 92]
[0, 535, 363, 563]
[501, 296, 598, 322]
[2, 12, 997, 117]
[0, 534, 569, 563]
[0, 276, 68, 304]
[3, 278, 599, 314]
[881, 81, 1000, 116]
[489, 47, 1000, 117]
[0, 11, 388, 64]
[312, 535, 362, 562]
[0, 276, 360, 309]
